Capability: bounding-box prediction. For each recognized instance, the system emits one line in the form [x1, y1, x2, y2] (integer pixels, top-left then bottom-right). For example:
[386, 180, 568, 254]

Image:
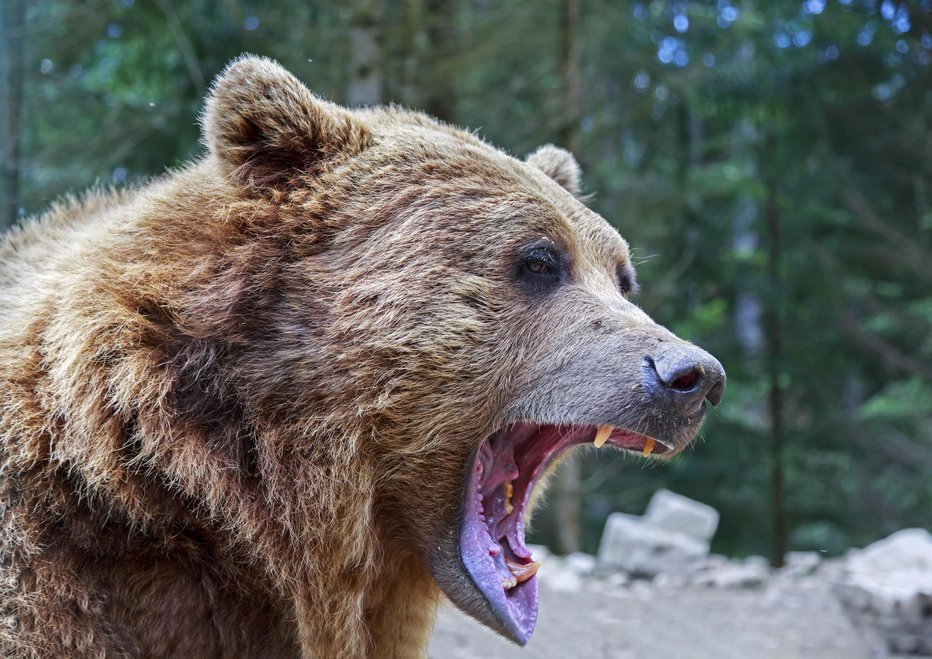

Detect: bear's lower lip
[456, 422, 668, 645]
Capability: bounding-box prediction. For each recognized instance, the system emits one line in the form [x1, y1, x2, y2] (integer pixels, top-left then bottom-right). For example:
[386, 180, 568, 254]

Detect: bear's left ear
[526, 144, 582, 197]
[201, 54, 371, 188]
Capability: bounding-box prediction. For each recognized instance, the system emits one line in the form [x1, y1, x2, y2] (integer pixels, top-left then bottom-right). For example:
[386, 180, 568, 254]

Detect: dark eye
[525, 258, 552, 275]
[617, 264, 638, 298]
[516, 244, 564, 294]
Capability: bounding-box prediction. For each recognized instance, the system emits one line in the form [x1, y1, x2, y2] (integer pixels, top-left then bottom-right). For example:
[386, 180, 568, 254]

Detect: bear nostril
[706, 380, 725, 408]
[669, 369, 701, 392]
[645, 348, 726, 418]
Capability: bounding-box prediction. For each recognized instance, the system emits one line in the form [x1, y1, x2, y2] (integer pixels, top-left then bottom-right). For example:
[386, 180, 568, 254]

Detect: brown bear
[0, 55, 725, 657]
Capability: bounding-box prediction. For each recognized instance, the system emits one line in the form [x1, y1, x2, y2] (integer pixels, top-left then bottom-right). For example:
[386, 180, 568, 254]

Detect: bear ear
[525, 144, 583, 197]
[201, 55, 371, 188]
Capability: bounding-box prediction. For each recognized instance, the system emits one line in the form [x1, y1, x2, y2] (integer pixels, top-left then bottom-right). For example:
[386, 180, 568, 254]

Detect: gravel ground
[429, 576, 888, 659]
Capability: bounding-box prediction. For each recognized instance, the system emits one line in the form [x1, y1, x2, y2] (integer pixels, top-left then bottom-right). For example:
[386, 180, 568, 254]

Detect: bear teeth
[593, 424, 613, 448]
[505, 558, 541, 585]
[503, 480, 514, 515]
[642, 437, 657, 457]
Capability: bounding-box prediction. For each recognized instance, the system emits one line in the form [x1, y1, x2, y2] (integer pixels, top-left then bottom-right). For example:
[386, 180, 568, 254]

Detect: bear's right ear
[201, 55, 371, 189]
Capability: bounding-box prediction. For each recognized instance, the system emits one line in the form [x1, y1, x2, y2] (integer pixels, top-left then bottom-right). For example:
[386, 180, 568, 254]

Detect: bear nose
[643, 346, 726, 417]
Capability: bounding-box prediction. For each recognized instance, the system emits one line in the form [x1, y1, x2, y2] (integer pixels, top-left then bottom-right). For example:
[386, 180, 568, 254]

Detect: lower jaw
[456, 422, 672, 644]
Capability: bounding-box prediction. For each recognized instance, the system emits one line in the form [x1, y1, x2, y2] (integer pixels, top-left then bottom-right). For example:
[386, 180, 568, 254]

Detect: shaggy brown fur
[0, 55, 712, 657]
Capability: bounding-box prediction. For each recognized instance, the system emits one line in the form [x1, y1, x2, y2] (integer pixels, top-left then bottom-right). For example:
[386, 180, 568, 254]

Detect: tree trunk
[399, 0, 423, 108]
[763, 134, 786, 568]
[552, 0, 582, 556]
[346, 0, 384, 106]
[423, 0, 455, 121]
[553, 454, 581, 555]
[1, 0, 25, 230]
[558, 0, 580, 155]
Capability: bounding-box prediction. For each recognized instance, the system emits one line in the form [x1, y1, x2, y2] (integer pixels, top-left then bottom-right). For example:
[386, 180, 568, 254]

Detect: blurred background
[1, 0, 930, 568]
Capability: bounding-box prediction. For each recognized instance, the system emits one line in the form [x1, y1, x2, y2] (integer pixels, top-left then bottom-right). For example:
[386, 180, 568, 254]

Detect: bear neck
[2, 161, 483, 624]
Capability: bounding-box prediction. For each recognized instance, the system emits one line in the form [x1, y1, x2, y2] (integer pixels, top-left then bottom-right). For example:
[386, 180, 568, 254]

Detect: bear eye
[516, 244, 563, 294]
[525, 258, 551, 275]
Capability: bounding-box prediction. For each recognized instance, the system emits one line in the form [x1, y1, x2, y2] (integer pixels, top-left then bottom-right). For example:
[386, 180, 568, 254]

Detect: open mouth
[458, 422, 672, 645]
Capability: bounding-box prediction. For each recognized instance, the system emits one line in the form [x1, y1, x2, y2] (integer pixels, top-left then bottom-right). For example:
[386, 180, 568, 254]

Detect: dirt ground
[429, 577, 889, 659]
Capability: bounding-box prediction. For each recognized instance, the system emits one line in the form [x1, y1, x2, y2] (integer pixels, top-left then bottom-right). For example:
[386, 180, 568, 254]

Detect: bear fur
[0, 55, 722, 657]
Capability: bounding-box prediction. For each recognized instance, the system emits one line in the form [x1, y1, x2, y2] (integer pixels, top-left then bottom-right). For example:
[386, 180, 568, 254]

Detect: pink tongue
[479, 436, 528, 560]
[480, 425, 587, 562]
[460, 432, 539, 645]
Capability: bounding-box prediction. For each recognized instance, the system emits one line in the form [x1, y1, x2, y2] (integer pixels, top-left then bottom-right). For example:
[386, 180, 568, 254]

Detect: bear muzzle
[643, 344, 726, 419]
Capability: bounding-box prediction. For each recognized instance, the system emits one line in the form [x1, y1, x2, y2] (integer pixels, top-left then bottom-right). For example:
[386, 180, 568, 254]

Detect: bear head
[201, 55, 725, 646]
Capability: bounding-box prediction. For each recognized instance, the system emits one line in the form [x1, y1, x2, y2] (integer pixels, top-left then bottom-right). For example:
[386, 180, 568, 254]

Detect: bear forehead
[359, 108, 633, 270]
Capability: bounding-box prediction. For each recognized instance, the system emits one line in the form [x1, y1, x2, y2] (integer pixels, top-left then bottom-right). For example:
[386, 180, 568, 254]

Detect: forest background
[1, 0, 930, 565]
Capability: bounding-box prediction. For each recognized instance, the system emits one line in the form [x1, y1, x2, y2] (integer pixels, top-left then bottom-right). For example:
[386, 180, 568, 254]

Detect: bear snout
[642, 345, 726, 419]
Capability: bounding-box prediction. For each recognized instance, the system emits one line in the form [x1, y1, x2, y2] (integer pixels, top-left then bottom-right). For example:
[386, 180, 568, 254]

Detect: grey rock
[835, 528, 932, 656]
[702, 553, 731, 570]
[597, 512, 709, 577]
[606, 571, 630, 588]
[743, 555, 770, 570]
[783, 551, 821, 577]
[653, 571, 691, 588]
[846, 527, 932, 575]
[695, 561, 770, 589]
[564, 552, 596, 576]
[538, 564, 584, 593]
[644, 489, 720, 542]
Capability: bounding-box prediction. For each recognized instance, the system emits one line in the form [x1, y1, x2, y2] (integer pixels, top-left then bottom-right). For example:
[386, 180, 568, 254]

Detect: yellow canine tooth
[593, 425, 613, 448]
[504, 480, 514, 515]
[642, 437, 657, 457]
[505, 558, 542, 585]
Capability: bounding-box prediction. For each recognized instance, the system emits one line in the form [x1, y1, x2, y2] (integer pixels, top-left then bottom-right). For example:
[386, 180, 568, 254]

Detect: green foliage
[7, 0, 931, 558]
[860, 378, 932, 421]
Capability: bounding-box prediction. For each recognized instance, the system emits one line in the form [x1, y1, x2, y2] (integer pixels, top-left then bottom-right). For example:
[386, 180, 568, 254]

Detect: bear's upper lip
[450, 422, 675, 645]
